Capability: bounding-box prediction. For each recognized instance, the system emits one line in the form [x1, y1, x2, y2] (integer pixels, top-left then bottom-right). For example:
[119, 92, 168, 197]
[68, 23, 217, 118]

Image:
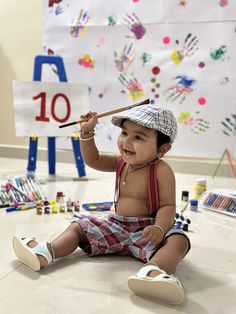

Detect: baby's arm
[143, 160, 176, 244]
[79, 111, 119, 172]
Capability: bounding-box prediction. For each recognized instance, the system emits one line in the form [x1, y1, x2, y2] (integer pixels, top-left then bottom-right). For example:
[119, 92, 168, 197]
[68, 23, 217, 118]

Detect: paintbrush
[59, 98, 150, 128]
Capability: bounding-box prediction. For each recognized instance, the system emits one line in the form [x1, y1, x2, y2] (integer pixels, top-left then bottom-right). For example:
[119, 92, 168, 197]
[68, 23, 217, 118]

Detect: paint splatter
[78, 54, 96, 70]
[198, 97, 206, 105]
[219, 77, 230, 85]
[97, 36, 106, 47]
[70, 9, 90, 38]
[48, 0, 64, 15]
[198, 61, 205, 68]
[55, 5, 64, 15]
[108, 15, 117, 26]
[43, 47, 59, 76]
[152, 66, 160, 75]
[114, 43, 135, 72]
[164, 75, 197, 104]
[118, 74, 144, 101]
[98, 86, 109, 98]
[140, 52, 152, 66]
[150, 66, 161, 101]
[48, 0, 62, 7]
[124, 13, 146, 40]
[221, 114, 236, 136]
[178, 111, 210, 134]
[171, 33, 199, 65]
[210, 45, 228, 61]
[163, 36, 170, 44]
[218, 0, 228, 7]
[178, 0, 188, 8]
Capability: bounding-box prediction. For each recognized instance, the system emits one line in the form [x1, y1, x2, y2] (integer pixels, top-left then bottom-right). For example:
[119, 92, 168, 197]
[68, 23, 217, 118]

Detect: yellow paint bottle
[194, 178, 207, 199]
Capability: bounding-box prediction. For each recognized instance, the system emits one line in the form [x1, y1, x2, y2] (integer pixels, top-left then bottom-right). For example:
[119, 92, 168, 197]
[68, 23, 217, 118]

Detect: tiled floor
[0, 157, 235, 314]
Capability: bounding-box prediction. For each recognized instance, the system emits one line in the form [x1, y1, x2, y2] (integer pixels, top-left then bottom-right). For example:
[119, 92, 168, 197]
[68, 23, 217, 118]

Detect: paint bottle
[56, 192, 65, 203]
[194, 179, 207, 199]
[190, 199, 198, 212]
[181, 190, 189, 211]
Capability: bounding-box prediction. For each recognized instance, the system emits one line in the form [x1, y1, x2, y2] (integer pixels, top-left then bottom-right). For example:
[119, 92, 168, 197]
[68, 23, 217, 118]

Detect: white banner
[42, 0, 236, 158]
[13, 81, 89, 136]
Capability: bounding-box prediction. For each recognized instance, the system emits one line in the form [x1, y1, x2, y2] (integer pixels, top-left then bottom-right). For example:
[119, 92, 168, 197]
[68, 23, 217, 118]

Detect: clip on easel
[27, 55, 86, 178]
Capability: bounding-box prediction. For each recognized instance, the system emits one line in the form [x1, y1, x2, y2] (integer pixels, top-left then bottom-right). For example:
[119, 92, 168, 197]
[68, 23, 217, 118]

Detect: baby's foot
[127, 263, 185, 304]
[27, 240, 53, 268]
[12, 236, 54, 271]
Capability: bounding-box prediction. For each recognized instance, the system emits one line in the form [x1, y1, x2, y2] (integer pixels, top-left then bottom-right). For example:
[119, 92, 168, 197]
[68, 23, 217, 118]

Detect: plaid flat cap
[111, 104, 177, 143]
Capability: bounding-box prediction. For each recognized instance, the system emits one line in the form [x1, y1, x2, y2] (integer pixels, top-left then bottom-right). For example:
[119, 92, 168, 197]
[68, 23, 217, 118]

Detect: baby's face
[117, 120, 158, 166]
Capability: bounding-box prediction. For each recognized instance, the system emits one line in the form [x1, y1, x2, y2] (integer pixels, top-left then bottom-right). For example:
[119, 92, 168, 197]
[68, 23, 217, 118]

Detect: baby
[13, 103, 190, 305]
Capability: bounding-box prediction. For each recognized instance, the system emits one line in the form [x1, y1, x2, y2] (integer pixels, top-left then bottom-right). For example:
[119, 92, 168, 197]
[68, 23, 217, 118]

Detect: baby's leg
[14, 222, 87, 269]
[148, 234, 189, 276]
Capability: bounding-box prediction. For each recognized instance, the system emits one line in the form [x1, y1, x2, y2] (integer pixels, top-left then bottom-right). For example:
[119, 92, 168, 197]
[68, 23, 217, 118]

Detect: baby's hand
[143, 225, 164, 245]
[80, 111, 97, 133]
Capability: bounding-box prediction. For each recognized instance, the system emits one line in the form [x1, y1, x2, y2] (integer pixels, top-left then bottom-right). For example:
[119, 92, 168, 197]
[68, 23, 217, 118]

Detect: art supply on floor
[174, 213, 191, 232]
[194, 178, 207, 199]
[181, 191, 189, 202]
[190, 199, 198, 212]
[180, 190, 189, 212]
[82, 202, 113, 211]
[0, 176, 46, 205]
[199, 189, 236, 218]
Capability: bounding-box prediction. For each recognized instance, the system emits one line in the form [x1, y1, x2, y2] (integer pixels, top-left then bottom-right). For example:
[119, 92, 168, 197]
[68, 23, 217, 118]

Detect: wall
[0, 0, 43, 148]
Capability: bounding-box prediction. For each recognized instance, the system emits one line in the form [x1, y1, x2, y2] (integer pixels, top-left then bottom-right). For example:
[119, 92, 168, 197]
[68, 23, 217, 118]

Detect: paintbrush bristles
[59, 98, 150, 128]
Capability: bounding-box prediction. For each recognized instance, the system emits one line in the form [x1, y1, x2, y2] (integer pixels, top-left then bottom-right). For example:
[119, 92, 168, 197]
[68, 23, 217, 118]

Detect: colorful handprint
[123, 13, 146, 40]
[171, 33, 199, 65]
[164, 75, 196, 104]
[114, 43, 135, 72]
[221, 114, 236, 136]
[70, 9, 90, 38]
[118, 74, 144, 101]
[178, 112, 210, 134]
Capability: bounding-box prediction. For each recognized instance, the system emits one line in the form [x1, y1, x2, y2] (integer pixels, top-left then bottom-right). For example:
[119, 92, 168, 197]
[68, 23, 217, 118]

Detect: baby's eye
[121, 130, 127, 136]
[135, 135, 143, 140]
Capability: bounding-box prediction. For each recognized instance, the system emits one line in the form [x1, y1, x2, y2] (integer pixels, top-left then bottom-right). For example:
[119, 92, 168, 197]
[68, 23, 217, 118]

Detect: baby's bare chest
[120, 169, 148, 199]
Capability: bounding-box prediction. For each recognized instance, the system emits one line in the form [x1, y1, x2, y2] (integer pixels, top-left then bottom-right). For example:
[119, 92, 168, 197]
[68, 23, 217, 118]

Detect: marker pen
[6, 207, 17, 213]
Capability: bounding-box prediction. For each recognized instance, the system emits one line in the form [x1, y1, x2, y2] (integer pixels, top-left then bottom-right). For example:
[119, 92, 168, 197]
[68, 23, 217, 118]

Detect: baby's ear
[157, 143, 171, 158]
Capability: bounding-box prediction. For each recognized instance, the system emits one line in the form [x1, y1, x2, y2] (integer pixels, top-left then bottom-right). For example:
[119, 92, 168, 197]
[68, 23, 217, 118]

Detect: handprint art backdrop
[43, 0, 236, 158]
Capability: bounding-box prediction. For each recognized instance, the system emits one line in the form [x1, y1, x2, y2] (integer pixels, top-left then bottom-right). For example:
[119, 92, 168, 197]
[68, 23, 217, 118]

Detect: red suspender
[147, 160, 159, 216]
[114, 158, 125, 206]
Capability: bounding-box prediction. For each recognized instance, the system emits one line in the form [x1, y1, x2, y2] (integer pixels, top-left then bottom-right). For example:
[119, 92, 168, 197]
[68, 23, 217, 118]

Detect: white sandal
[12, 236, 53, 271]
[127, 264, 184, 304]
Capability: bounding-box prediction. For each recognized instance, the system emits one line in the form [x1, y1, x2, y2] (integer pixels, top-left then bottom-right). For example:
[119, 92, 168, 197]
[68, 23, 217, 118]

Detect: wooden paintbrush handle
[59, 98, 150, 128]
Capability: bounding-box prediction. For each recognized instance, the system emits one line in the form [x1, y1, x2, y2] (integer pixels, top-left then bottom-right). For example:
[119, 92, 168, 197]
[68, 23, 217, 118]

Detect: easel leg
[48, 137, 56, 175]
[27, 137, 38, 177]
[71, 137, 86, 177]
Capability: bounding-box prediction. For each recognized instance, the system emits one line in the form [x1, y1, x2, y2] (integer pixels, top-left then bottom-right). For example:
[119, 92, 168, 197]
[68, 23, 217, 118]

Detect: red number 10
[33, 92, 71, 123]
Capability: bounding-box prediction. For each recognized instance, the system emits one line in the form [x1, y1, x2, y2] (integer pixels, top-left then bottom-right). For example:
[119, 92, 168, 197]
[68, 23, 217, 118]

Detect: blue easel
[27, 55, 86, 178]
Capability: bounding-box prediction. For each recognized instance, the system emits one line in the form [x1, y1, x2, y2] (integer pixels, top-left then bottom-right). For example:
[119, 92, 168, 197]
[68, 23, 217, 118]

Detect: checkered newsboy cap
[111, 104, 177, 143]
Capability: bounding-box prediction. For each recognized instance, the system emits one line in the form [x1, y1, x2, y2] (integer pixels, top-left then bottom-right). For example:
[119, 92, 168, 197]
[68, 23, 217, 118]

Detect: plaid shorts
[71, 214, 190, 263]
